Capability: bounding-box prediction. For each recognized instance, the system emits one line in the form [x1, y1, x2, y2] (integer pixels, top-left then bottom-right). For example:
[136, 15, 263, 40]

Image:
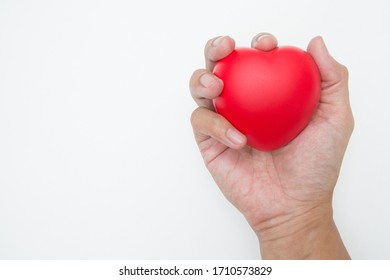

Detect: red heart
[213, 47, 321, 151]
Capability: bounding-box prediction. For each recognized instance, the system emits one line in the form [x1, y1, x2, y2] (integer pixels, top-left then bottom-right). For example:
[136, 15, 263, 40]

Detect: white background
[0, 0, 389, 259]
[1, 260, 390, 280]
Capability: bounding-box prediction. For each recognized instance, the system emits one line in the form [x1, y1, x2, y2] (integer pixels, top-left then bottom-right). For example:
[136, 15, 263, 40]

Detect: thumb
[307, 36, 350, 106]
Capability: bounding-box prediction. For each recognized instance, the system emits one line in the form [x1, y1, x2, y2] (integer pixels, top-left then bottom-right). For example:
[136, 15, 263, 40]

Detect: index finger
[204, 36, 236, 71]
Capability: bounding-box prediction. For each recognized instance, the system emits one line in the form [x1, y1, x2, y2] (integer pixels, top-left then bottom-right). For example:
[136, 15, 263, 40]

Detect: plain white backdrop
[0, 0, 389, 259]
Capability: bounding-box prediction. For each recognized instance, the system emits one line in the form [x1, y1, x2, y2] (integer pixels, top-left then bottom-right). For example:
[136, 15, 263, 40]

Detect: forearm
[255, 205, 350, 260]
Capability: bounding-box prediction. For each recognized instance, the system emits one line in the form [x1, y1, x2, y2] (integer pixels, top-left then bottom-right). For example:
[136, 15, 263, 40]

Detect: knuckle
[190, 108, 199, 126]
[190, 107, 204, 128]
[193, 68, 205, 77]
[204, 36, 223, 62]
[189, 69, 204, 90]
[204, 37, 217, 54]
[190, 107, 224, 137]
[208, 111, 226, 137]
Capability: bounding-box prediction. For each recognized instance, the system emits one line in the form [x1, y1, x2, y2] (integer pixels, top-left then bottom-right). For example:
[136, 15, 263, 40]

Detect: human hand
[189, 33, 354, 259]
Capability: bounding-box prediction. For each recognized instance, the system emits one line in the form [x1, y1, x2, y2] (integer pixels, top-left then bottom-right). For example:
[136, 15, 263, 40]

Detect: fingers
[191, 107, 247, 150]
[190, 36, 235, 109]
[189, 69, 223, 109]
[307, 36, 350, 106]
[251, 32, 278, 51]
[203, 33, 277, 71]
[190, 32, 277, 151]
[191, 33, 278, 109]
[204, 36, 236, 71]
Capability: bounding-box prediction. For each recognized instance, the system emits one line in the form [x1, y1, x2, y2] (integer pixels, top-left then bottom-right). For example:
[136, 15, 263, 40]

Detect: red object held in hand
[213, 47, 321, 151]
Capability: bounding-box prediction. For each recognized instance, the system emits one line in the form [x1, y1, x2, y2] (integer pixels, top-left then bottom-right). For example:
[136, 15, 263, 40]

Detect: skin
[189, 33, 354, 259]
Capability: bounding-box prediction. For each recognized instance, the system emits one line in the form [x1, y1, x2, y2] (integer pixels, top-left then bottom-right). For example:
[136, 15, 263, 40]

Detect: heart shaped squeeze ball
[213, 47, 321, 151]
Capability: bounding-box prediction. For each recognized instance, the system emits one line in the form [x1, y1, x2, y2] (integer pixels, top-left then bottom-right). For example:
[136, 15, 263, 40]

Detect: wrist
[254, 204, 350, 259]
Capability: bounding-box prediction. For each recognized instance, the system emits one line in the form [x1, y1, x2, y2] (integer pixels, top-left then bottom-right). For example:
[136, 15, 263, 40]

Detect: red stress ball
[213, 47, 321, 151]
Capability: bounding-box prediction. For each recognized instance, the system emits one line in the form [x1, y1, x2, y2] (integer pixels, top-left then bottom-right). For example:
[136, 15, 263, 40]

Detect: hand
[189, 33, 354, 259]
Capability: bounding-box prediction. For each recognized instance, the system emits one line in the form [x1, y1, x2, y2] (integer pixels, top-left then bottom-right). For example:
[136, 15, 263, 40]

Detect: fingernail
[256, 34, 272, 42]
[212, 36, 226, 47]
[200, 73, 215, 88]
[226, 128, 246, 146]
